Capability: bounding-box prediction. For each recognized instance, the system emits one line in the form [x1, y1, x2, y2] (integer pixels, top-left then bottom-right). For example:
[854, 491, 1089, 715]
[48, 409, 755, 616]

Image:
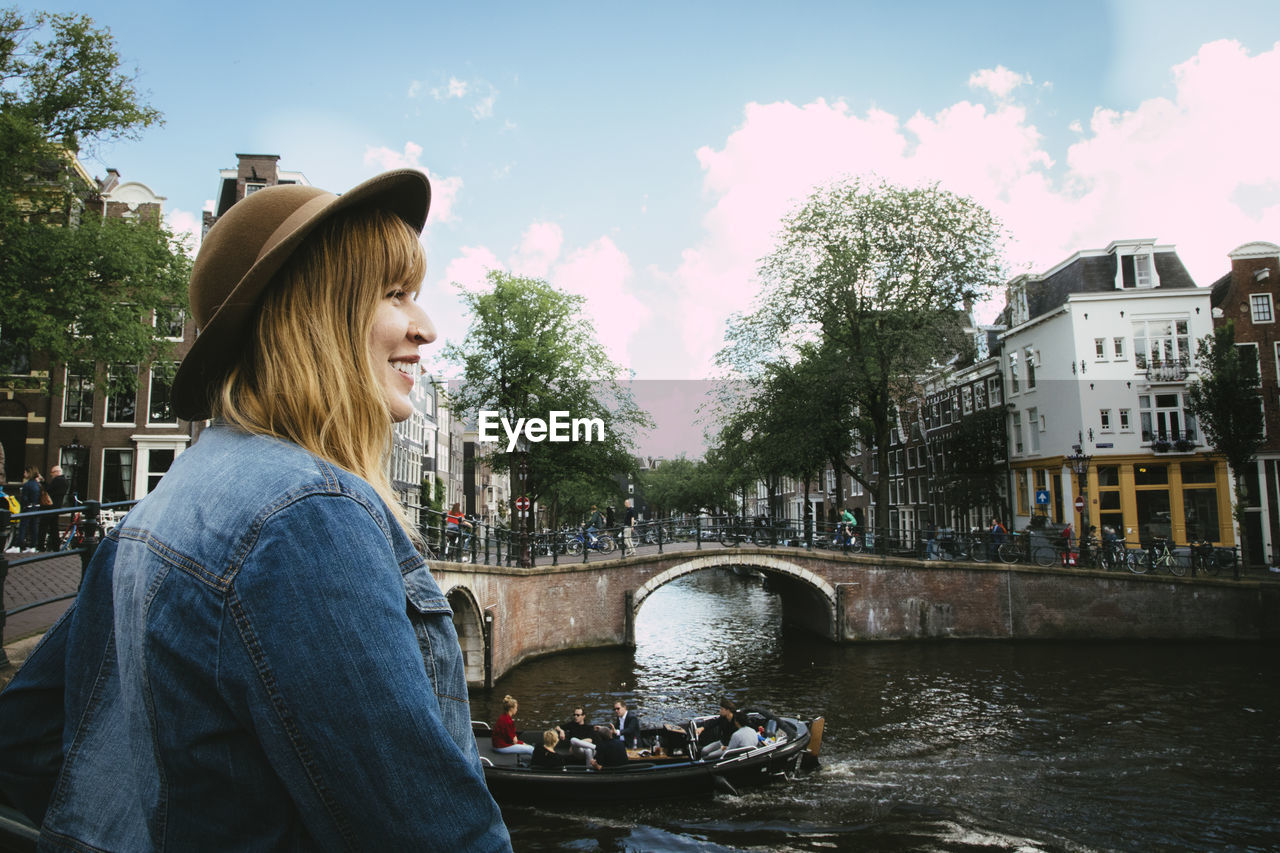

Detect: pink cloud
[510, 222, 564, 278]
[362, 142, 464, 223]
[671, 39, 1280, 375]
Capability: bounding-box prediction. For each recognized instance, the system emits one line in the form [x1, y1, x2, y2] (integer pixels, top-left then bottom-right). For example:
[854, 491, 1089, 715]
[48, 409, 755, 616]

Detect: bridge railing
[403, 505, 1248, 578]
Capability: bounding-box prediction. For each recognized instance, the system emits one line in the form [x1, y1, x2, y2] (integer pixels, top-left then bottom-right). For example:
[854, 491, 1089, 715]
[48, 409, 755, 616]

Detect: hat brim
[172, 169, 430, 421]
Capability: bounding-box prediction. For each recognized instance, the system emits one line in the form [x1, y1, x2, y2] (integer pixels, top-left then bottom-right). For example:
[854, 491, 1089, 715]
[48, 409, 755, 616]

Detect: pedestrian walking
[622, 497, 637, 556]
[0, 170, 511, 850]
[39, 464, 68, 551]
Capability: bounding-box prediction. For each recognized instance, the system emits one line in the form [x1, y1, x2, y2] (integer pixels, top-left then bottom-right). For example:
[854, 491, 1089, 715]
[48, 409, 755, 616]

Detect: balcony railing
[1142, 429, 1199, 452]
[1138, 356, 1190, 382]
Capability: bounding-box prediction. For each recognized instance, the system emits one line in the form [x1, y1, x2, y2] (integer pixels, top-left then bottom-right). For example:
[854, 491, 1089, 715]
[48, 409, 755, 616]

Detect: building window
[1095, 338, 1106, 360]
[105, 365, 137, 425]
[1009, 351, 1020, 393]
[1121, 252, 1155, 288]
[1024, 347, 1037, 389]
[149, 364, 178, 424]
[147, 449, 175, 493]
[1027, 407, 1040, 452]
[1236, 343, 1261, 385]
[102, 449, 134, 503]
[244, 181, 267, 196]
[154, 306, 185, 340]
[1114, 337, 1126, 359]
[1012, 411, 1023, 455]
[1139, 392, 1198, 442]
[987, 376, 1002, 406]
[961, 386, 973, 414]
[1100, 409, 1112, 431]
[1015, 470, 1029, 515]
[974, 382, 986, 409]
[1119, 409, 1132, 431]
[1133, 319, 1191, 369]
[63, 363, 94, 424]
[1251, 293, 1274, 324]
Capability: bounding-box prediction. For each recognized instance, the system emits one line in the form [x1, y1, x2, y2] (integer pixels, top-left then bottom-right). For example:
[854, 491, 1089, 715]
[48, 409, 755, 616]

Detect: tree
[1, 9, 161, 219]
[719, 178, 1005, 544]
[1187, 321, 1265, 568]
[936, 406, 1007, 525]
[638, 456, 735, 518]
[0, 9, 186, 386]
[443, 271, 651, 539]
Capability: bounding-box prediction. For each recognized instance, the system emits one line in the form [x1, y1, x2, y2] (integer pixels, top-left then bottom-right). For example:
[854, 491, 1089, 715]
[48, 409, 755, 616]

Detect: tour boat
[474, 708, 823, 804]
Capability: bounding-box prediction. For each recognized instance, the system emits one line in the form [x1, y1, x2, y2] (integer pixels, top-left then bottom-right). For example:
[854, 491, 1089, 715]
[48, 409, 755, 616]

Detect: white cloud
[362, 142, 464, 223]
[165, 207, 202, 256]
[969, 65, 1032, 100]
[668, 40, 1280, 375]
[408, 74, 499, 120]
[433, 227, 649, 372]
[510, 222, 564, 278]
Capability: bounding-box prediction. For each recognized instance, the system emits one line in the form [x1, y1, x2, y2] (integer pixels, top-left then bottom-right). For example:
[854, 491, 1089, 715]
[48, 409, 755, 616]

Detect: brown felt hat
[173, 169, 431, 421]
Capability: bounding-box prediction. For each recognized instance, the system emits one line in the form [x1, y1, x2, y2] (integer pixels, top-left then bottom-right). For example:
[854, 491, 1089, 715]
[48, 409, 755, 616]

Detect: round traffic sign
[1074, 496, 1085, 512]
[515, 496, 530, 511]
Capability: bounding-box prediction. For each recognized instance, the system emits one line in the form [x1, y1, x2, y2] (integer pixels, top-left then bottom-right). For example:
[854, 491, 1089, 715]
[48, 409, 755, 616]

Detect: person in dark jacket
[530, 730, 569, 771]
[16, 467, 41, 552]
[40, 465, 69, 551]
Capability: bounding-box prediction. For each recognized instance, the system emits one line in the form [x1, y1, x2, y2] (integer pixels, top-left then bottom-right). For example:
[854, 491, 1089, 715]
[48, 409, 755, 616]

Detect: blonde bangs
[215, 209, 427, 540]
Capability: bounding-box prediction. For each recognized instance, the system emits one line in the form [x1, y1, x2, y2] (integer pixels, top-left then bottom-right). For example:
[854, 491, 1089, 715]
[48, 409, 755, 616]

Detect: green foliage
[1187, 321, 1265, 474]
[442, 271, 652, 529]
[0, 215, 191, 376]
[639, 456, 735, 517]
[0, 8, 184, 385]
[1187, 321, 1265, 563]
[1, 8, 162, 220]
[717, 178, 1005, 533]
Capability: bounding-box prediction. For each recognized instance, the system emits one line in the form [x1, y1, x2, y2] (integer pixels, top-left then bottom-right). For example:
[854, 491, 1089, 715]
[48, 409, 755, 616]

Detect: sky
[34, 0, 1280, 456]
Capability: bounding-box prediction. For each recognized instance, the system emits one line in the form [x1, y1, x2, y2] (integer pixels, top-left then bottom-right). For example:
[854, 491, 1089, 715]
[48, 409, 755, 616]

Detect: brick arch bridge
[431, 547, 1278, 687]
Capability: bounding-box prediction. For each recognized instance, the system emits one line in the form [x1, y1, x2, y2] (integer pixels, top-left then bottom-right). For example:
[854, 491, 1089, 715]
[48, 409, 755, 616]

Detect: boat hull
[477, 712, 814, 805]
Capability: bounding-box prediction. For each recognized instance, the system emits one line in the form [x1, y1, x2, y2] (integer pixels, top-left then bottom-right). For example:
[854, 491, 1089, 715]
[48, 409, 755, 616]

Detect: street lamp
[1065, 436, 1092, 560]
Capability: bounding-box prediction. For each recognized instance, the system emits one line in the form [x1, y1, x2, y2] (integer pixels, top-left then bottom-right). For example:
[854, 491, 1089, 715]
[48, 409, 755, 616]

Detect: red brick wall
[433, 551, 1280, 683]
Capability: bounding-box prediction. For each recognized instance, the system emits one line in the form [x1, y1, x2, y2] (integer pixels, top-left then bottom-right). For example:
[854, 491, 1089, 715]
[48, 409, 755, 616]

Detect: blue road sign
[1035, 489, 1050, 505]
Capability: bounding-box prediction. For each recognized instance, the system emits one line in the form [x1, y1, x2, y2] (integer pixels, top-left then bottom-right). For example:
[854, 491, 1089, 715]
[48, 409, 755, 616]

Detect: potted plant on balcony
[1175, 437, 1195, 452]
[1152, 437, 1172, 453]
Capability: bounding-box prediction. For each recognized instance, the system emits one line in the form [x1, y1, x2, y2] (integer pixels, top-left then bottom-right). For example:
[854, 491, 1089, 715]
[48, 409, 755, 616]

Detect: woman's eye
[387, 289, 406, 301]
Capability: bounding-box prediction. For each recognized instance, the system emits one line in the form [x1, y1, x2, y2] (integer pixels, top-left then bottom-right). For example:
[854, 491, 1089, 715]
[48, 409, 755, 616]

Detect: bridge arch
[631, 552, 839, 639]
[444, 584, 486, 686]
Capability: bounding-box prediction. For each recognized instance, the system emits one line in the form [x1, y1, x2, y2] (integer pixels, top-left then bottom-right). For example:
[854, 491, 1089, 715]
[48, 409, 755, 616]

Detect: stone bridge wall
[431, 549, 1280, 686]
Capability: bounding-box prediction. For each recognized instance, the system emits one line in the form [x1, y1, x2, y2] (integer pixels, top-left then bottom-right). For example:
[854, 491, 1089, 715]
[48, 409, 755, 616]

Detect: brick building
[1208, 240, 1280, 564]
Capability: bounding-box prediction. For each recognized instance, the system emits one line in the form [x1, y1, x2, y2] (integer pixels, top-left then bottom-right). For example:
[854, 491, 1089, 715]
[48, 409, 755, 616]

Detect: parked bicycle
[1189, 539, 1222, 577]
[719, 517, 770, 547]
[1128, 537, 1186, 576]
[567, 525, 615, 555]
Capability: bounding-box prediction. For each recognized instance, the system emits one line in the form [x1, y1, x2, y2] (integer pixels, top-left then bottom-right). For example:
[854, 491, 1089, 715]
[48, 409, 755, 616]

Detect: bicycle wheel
[567, 539, 583, 555]
[719, 528, 739, 547]
[1165, 551, 1187, 577]
[997, 541, 1020, 564]
[1199, 551, 1221, 577]
[599, 534, 616, 554]
[969, 538, 990, 563]
[1032, 546, 1056, 567]
[1127, 549, 1149, 574]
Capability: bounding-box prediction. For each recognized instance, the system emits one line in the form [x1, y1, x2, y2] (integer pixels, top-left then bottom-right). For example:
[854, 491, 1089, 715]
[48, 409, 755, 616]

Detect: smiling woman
[0, 172, 511, 851]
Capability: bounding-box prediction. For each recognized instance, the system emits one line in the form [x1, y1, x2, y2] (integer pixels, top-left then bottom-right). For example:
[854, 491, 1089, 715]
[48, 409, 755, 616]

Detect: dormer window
[1120, 252, 1155, 288]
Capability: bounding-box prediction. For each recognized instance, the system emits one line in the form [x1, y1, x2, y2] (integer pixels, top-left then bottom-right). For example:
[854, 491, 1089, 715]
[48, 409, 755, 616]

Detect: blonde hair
[214, 209, 426, 538]
[502, 695, 518, 713]
[542, 729, 559, 748]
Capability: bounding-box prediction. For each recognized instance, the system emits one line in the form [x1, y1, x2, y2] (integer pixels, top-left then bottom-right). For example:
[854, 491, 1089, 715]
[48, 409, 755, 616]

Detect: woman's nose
[410, 304, 437, 344]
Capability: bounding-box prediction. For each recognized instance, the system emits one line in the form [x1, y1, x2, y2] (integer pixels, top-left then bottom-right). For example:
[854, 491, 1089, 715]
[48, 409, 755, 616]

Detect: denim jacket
[0, 426, 510, 851]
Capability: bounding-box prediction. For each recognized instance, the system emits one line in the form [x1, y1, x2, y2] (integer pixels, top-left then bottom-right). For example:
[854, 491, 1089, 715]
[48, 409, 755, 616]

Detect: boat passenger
[696, 697, 737, 749]
[702, 712, 759, 759]
[530, 730, 569, 770]
[558, 706, 598, 764]
[493, 695, 535, 755]
[594, 733, 629, 768]
[612, 699, 641, 748]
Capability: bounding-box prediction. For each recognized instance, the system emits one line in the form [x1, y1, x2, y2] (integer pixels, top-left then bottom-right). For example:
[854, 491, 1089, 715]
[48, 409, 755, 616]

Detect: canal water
[471, 568, 1280, 851]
